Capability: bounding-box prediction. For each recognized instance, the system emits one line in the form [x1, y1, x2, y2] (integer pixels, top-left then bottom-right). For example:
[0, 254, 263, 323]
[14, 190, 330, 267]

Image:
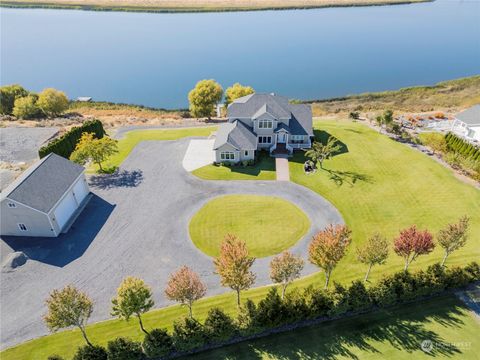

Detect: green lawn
[3, 119, 479, 359]
[182, 294, 479, 360]
[189, 195, 310, 257]
[88, 126, 217, 172]
[192, 151, 276, 180]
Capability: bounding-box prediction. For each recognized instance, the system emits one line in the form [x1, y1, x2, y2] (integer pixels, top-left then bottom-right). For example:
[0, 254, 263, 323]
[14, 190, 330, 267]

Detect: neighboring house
[213, 93, 313, 163]
[0, 154, 90, 237]
[451, 104, 480, 142]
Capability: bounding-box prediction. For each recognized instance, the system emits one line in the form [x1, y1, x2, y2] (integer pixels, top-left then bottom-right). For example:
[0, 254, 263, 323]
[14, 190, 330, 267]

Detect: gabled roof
[227, 93, 313, 136]
[214, 120, 257, 150]
[1, 153, 85, 213]
[274, 123, 290, 133]
[456, 105, 480, 125]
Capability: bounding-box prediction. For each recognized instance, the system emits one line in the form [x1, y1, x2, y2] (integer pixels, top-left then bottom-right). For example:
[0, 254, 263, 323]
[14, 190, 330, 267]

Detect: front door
[278, 133, 287, 143]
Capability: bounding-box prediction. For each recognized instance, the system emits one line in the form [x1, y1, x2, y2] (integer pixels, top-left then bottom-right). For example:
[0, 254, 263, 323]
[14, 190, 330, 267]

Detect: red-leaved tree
[394, 225, 435, 271]
[165, 266, 207, 318]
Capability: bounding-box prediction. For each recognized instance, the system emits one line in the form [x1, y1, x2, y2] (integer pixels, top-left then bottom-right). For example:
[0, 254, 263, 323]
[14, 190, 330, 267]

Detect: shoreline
[0, 0, 431, 14]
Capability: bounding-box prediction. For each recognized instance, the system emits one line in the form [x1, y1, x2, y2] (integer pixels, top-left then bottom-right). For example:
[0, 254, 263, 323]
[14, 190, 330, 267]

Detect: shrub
[142, 328, 174, 359]
[48, 355, 65, 360]
[106, 338, 144, 360]
[464, 262, 480, 281]
[346, 280, 372, 311]
[172, 317, 206, 352]
[204, 307, 237, 342]
[304, 286, 334, 318]
[73, 345, 108, 360]
[283, 290, 310, 322]
[256, 288, 288, 327]
[38, 119, 105, 159]
[37, 88, 69, 117]
[12, 95, 40, 119]
[236, 299, 260, 335]
[0, 84, 29, 115]
[328, 283, 350, 316]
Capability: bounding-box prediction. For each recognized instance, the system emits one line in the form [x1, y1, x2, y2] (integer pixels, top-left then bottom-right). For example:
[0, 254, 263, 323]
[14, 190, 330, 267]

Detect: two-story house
[213, 93, 313, 163]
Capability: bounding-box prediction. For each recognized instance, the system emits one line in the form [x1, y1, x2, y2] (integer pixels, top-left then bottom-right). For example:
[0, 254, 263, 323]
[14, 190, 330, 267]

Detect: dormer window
[258, 120, 273, 129]
[8, 202, 16, 208]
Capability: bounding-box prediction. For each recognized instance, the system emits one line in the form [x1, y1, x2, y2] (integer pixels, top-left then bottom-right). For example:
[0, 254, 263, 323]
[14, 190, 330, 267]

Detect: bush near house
[445, 132, 480, 160]
[47, 262, 480, 360]
[38, 119, 105, 159]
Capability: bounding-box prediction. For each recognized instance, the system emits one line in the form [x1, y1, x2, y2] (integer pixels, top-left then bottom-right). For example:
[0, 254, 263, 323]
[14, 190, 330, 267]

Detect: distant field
[1, 0, 429, 12]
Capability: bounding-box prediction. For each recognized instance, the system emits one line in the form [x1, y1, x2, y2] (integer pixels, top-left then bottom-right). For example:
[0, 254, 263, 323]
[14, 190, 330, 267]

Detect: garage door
[54, 192, 77, 230]
[73, 178, 89, 204]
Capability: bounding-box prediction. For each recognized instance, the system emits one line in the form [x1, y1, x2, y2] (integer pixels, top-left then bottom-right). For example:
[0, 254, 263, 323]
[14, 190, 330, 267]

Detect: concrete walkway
[182, 139, 216, 171]
[0, 139, 342, 349]
[275, 157, 290, 181]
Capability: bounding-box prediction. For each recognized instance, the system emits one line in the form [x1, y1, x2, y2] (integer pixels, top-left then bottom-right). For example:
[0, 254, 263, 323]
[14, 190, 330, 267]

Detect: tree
[12, 95, 40, 119]
[269, 251, 304, 299]
[164, 266, 207, 318]
[0, 84, 28, 115]
[225, 83, 254, 105]
[37, 88, 69, 117]
[188, 79, 223, 120]
[383, 109, 394, 129]
[44, 285, 94, 347]
[356, 233, 389, 282]
[437, 216, 469, 266]
[308, 224, 351, 288]
[106, 337, 144, 360]
[394, 225, 435, 271]
[349, 111, 360, 121]
[70, 132, 118, 172]
[305, 136, 342, 169]
[213, 234, 256, 307]
[73, 345, 108, 360]
[422, 132, 447, 155]
[111, 276, 154, 335]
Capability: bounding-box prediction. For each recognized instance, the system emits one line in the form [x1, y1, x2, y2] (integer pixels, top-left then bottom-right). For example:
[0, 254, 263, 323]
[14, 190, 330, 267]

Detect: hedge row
[445, 132, 480, 160]
[56, 262, 479, 360]
[39, 119, 105, 159]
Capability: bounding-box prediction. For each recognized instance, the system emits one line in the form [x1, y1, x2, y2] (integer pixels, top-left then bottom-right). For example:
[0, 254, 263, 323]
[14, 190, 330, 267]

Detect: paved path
[275, 157, 290, 181]
[182, 139, 216, 171]
[0, 139, 342, 349]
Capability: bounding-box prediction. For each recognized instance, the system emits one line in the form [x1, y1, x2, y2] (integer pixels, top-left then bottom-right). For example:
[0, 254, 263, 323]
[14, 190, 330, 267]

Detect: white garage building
[0, 153, 90, 237]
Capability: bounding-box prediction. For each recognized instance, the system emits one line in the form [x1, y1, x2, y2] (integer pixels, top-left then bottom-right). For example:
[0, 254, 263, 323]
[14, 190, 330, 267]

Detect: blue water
[1, 0, 479, 108]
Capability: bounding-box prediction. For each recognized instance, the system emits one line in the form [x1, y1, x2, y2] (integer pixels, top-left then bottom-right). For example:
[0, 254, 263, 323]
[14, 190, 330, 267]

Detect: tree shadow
[185, 296, 469, 360]
[323, 168, 374, 187]
[313, 130, 349, 156]
[89, 169, 143, 189]
[1, 195, 115, 267]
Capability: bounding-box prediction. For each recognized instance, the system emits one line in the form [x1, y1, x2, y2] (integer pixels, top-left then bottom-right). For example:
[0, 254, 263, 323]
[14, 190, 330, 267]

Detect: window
[290, 135, 305, 144]
[220, 152, 235, 160]
[258, 136, 272, 144]
[244, 150, 249, 156]
[8, 202, 16, 208]
[258, 120, 273, 129]
[18, 223, 27, 231]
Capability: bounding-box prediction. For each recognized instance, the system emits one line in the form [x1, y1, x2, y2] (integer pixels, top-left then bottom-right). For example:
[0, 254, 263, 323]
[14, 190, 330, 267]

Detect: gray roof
[456, 105, 480, 125]
[227, 93, 313, 136]
[1, 153, 85, 213]
[214, 120, 257, 150]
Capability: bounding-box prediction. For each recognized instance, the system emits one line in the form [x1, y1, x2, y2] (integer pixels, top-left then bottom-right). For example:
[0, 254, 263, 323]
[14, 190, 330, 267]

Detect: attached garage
[0, 153, 91, 237]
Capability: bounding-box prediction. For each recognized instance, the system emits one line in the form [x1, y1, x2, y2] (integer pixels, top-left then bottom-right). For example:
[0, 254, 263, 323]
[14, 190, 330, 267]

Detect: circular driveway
[0, 138, 343, 349]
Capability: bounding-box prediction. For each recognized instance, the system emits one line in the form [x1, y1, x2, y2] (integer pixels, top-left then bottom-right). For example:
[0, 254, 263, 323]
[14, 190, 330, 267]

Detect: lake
[1, 0, 479, 109]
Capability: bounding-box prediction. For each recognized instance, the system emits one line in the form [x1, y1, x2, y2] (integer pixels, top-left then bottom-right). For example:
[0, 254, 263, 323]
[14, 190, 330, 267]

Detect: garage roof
[1, 153, 85, 213]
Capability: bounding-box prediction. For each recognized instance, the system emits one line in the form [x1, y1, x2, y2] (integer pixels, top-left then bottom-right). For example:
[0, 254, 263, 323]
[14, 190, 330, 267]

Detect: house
[213, 93, 313, 163]
[0, 153, 90, 237]
[451, 104, 480, 142]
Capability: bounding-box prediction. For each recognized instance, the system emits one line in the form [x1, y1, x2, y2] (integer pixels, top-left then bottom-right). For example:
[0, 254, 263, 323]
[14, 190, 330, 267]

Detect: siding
[0, 200, 55, 237]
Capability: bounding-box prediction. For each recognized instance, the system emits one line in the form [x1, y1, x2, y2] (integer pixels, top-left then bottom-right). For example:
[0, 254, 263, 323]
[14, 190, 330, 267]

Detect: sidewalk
[275, 157, 290, 181]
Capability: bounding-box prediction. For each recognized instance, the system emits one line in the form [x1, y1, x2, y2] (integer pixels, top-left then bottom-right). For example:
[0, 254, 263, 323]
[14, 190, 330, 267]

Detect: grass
[3, 119, 479, 359]
[181, 294, 480, 359]
[192, 152, 276, 180]
[0, 0, 430, 14]
[308, 75, 480, 116]
[88, 126, 216, 172]
[189, 195, 310, 258]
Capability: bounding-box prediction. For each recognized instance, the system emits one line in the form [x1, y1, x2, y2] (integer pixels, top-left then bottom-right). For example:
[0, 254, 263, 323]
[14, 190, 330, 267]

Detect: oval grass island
[189, 195, 310, 258]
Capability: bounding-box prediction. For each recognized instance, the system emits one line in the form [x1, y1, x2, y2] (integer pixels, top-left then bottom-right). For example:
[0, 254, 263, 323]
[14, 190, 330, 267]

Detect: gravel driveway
[0, 139, 342, 349]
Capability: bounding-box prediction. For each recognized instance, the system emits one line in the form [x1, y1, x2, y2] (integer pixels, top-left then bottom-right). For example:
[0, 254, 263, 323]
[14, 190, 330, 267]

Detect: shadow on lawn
[222, 152, 275, 177]
[187, 297, 468, 360]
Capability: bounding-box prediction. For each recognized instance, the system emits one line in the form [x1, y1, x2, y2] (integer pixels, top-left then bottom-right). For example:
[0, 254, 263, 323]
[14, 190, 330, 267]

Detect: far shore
[0, 0, 431, 14]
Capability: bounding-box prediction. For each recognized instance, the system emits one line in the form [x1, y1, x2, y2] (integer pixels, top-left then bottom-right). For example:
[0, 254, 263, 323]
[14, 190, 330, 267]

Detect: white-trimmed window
[220, 152, 235, 160]
[18, 223, 27, 231]
[258, 120, 273, 129]
[8, 202, 16, 208]
[290, 135, 305, 144]
[258, 136, 272, 144]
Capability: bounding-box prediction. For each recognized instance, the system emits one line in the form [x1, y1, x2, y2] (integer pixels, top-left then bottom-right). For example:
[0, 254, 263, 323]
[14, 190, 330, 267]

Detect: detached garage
[0, 153, 90, 237]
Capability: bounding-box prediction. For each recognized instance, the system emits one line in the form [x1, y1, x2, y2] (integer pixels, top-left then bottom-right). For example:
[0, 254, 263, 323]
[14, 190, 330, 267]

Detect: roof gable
[2, 153, 85, 213]
[214, 121, 257, 150]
